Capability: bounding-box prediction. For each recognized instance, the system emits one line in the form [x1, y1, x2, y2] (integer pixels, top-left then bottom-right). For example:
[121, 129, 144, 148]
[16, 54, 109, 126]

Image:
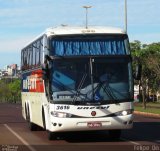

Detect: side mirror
[42, 64, 48, 80]
[134, 64, 142, 80]
[42, 55, 53, 80]
[42, 55, 51, 80]
[42, 63, 47, 71]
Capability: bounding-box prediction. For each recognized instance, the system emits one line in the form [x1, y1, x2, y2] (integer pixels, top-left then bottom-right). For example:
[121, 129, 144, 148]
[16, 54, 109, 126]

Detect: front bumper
[49, 114, 133, 132]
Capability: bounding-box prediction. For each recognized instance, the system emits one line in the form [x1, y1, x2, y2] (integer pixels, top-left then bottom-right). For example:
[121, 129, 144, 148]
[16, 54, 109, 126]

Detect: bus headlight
[115, 109, 133, 116]
[51, 111, 72, 118]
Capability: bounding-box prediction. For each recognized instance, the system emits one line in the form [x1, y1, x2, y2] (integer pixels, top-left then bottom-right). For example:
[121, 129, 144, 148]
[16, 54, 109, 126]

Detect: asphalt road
[0, 103, 159, 151]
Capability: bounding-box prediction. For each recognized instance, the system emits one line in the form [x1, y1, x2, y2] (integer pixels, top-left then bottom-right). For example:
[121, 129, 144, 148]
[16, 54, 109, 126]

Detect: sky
[0, 0, 160, 68]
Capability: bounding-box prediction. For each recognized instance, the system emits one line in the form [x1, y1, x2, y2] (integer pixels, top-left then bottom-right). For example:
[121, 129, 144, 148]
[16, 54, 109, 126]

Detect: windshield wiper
[86, 102, 101, 105]
[52, 75, 90, 104]
[72, 73, 90, 104]
[93, 81, 118, 104]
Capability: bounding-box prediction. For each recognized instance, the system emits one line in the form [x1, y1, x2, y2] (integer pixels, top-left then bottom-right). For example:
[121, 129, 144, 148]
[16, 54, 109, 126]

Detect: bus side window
[29, 46, 33, 68]
[40, 38, 43, 64]
[24, 49, 28, 69]
[36, 40, 40, 66]
[33, 43, 37, 67]
[21, 50, 24, 70]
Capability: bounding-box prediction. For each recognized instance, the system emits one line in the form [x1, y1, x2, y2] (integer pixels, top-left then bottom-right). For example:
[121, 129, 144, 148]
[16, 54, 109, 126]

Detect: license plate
[87, 122, 102, 128]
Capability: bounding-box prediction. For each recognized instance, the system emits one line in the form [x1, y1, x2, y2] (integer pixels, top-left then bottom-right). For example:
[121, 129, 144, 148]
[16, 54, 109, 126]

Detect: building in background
[7, 64, 17, 76]
[0, 64, 21, 78]
[134, 85, 139, 102]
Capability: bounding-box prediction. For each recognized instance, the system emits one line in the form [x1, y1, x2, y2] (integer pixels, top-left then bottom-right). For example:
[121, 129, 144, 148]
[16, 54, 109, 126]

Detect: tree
[0, 78, 21, 103]
[142, 43, 160, 101]
[130, 40, 141, 52]
[8, 79, 21, 103]
[0, 79, 11, 102]
[130, 41, 160, 108]
[130, 40, 144, 104]
[143, 43, 160, 79]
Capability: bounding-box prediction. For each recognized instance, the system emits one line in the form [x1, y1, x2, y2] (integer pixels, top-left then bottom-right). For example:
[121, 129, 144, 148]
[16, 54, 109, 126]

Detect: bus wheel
[28, 110, 37, 131]
[48, 131, 57, 140]
[25, 104, 29, 121]
[108, 130, 121, 140]
[29, 121, 37, 131]
[42, 108, 46, 130]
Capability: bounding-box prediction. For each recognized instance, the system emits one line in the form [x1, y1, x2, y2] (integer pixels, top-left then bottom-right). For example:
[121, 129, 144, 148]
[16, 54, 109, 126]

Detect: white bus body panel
[46, 102, 133, 132]
[22, 92, 48, 127]
[22, 91, 133, 132]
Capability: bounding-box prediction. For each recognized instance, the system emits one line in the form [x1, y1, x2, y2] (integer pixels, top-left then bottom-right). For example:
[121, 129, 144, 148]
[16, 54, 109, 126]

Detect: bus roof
[21, 26, 127, 50]
[45, 26, 126, 36]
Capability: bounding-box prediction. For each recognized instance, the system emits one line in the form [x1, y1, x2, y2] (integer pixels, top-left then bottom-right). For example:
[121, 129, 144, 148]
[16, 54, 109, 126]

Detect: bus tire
[28, 108, 37, 131]
[25, 104, 29, 121]
[108, 130, 121, 140]
[42, 108, 46, 130]
[48, 131, 57, 140]
[29, 121, 37, 131]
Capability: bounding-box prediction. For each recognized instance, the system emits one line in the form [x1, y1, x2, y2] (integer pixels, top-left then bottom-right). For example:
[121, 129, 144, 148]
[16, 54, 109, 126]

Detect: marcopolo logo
[91, 111, 96, 116]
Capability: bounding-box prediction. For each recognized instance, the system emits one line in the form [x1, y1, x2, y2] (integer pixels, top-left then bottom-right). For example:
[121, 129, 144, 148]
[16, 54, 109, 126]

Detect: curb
[134, 111, 160, 118]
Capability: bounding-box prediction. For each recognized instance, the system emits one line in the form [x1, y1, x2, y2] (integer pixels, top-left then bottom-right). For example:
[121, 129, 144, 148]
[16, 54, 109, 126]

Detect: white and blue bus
[21, 26, 139, 140]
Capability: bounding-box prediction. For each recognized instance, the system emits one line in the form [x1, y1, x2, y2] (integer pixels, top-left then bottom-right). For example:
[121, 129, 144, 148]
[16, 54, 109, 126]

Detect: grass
[145, 102, 160, 107]
[134, 102, 160, 108]
[134, 106, 160, 114]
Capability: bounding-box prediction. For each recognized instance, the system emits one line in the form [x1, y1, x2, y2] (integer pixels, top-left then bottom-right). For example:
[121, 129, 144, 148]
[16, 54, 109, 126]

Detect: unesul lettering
[23, 77, 36, 90]
[77, 106, 110, 110]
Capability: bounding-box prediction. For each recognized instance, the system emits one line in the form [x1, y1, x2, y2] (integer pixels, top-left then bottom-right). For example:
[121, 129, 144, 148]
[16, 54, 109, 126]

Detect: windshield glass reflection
[50, 57, 132, 104]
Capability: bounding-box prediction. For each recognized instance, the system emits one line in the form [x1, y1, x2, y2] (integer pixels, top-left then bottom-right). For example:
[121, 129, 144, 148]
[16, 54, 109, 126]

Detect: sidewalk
[134, 111, 160, 118]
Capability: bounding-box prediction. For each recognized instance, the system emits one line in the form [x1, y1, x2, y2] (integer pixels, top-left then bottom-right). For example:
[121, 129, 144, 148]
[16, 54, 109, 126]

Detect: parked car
[148, 94, 157, 102]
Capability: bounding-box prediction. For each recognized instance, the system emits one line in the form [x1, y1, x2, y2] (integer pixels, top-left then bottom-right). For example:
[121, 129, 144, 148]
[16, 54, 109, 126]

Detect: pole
[125, 0, 127, 33]
[83, 6, 92, 29]
[86, 8, 88, 29]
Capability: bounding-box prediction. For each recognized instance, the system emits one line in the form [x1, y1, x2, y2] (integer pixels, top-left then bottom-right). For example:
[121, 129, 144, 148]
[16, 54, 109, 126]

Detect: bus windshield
[50, 57, 133, 104]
